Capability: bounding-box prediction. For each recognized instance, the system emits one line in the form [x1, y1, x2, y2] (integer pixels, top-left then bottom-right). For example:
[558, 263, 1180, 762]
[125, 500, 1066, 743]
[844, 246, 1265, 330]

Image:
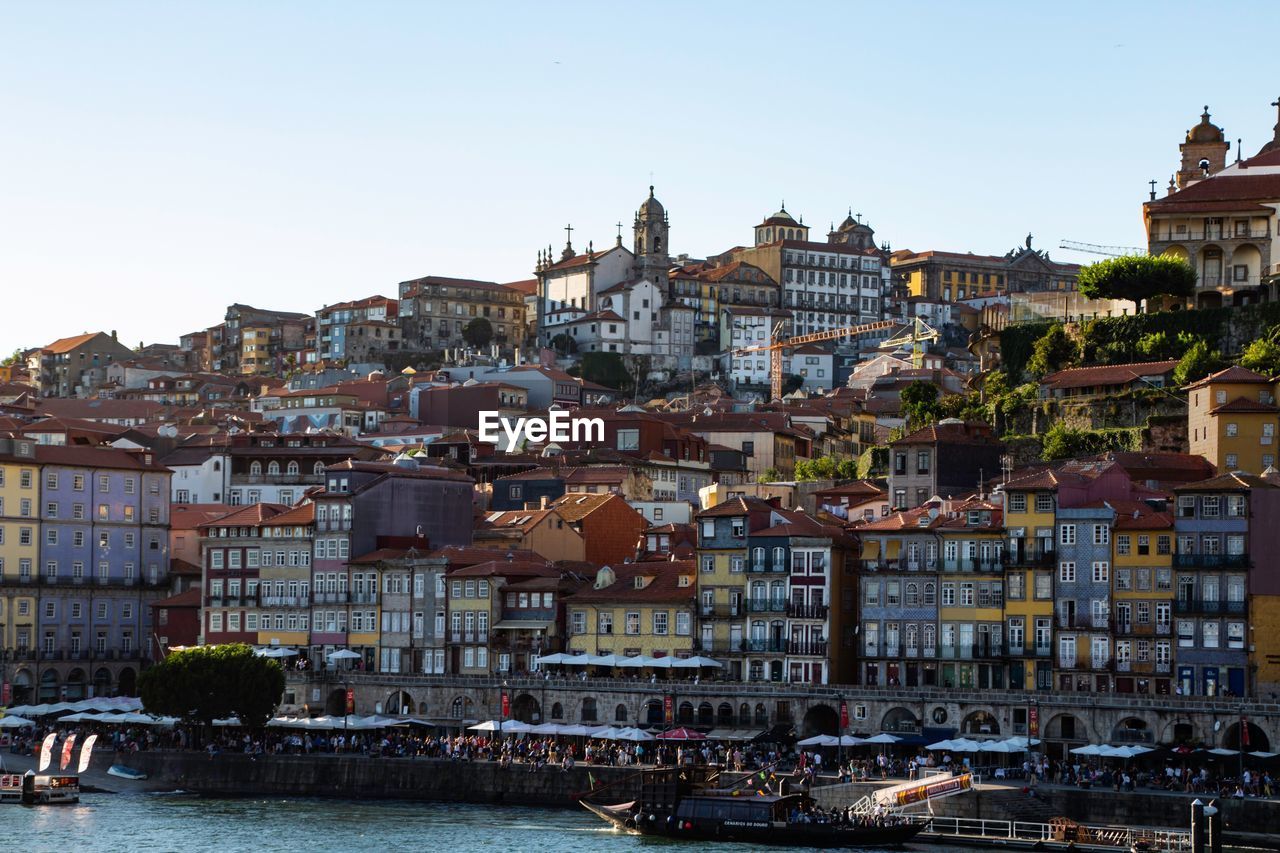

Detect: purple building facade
[36, 446, 171, 699]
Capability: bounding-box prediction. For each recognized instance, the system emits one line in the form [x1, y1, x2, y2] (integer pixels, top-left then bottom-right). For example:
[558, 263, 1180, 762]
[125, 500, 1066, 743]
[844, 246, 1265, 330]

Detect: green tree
[550, 333, 577, 356]
[1076, 254, 1197, 311]
[1026, 326, 1080, 378]
[462, 318, 494, 349]
[1, 348, 23, 366]
[1240, 337, 1280, 377]
[899, 381, 941, 428]
[138, 643, 285, 729]
[761, 467, 781, 482]
[580, 351, 632, 391]
[1172, 339, 1227, 386]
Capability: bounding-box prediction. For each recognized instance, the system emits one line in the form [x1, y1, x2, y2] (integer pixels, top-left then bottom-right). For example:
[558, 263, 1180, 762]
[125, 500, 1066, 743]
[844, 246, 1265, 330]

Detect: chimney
[540, 495, 549, 510]
[111, 330, 118, 340]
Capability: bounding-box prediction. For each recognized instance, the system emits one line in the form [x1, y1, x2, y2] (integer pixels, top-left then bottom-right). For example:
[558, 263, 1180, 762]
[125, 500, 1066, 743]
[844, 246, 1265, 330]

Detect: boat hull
[582, 801, 926, 848]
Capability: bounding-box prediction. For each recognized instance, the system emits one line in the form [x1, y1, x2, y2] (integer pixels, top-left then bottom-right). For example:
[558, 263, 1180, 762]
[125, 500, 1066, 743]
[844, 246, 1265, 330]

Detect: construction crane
[728, 319, 897, 401]
[877, 317, 941, 369]
[1058, 239, 1146, 257]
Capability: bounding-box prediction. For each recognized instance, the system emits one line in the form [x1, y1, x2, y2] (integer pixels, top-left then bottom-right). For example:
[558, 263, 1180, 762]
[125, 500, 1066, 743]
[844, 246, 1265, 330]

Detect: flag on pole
[60, 734, 77, 771]
[587, 771, 597, 791]
[78, 734, 99, 774]
[38, 733, 57, 772]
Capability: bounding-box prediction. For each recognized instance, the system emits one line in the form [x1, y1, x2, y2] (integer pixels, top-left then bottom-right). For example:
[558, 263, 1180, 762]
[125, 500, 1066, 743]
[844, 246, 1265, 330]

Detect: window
[652, 611, 668, 635]
[625, 612, 640, 635]
[1115, 568, 1131, 591]
[1059, 524, 1076, 546]
[616, 429, 639, 451]
[916, 450, 931, 474]
[1093, 525, 1109, 545]
[941, 583, 955, 606]
[1059, 561, 1076, 583]
[1116, 535, 1130, 556]
[1226, 423, 1238, 437]
[1091, 561, 1109, 583]
[700, 520, 715, 539]
[1034, 493, 1054, 514]
[1008, 494, 1026, 513]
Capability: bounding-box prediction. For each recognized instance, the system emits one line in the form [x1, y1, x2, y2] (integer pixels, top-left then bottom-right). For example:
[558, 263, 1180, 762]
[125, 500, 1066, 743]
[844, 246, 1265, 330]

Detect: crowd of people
[6, 719, 1278, 802]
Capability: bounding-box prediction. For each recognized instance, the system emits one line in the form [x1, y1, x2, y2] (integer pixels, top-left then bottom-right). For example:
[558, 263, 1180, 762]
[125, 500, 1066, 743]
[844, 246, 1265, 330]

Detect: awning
[493, 620, 554, 631]
[705, 728, 761, 741]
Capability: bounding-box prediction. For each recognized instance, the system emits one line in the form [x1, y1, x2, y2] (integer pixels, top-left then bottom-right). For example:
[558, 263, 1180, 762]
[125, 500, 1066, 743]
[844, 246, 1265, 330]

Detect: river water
[7, 794, 962, 853]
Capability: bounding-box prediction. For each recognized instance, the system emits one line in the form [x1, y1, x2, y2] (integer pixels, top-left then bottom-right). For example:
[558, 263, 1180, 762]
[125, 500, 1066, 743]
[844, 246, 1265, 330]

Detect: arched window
[314, 461, 326, 475]
[615, 703, 628, 723]
[753, 547, 765, 569]
[739, 703, 751, 725]
[551, 702, 564, 720]
[924, 583, 937, 606]
[268, 461, 280, 476]
[581, 697, 598, 722]
[717, 703, 734, 725]
[754, 703, 769, 726]
[250, 461, 262, 476]
[450, 696, 466, 718]
[905, 583, 919, 606]
[773, 547, 786, 569]
[286, 461, 300, 476]
[678, 702, 694, 724]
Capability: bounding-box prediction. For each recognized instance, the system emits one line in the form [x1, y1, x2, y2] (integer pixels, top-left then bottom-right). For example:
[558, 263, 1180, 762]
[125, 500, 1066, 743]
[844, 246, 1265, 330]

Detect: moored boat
[580, 767, 926, 847]
[1, 772, 81, 805]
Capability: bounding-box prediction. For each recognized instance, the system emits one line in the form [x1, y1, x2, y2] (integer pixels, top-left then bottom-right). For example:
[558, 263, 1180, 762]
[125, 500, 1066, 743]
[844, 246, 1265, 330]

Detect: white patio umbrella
[926, 738, 957, 751]
[1070, 744, 1107, 756]
[0, 715, 36, 729]
[798, 734, 839, 747]
[1249, 751, 1279, 759]
[862, 733, 902, 745]
[979, 740, 1019, 754]
[529, 722, 563, 735]
[645, 656, 675, 669]
[1203, 747, 1239, 757]
[615, 727, 656, 742]
[614, 655, 651, 668]
[558, 654, 593, 666]
[948, 738, 985, 752]
[326, 649, 362, 661]
[837, 735, 866, 747]
[557, 724, 593, 737]
[1002, 736, 1041, 750]
[533, 653, 572, 666]
[261, 647, 298, 658]
[671, 656, 724, 669]
[586, 654, 622, 666]
[587, 725, 624, 739]
[212, 717, 243, 726]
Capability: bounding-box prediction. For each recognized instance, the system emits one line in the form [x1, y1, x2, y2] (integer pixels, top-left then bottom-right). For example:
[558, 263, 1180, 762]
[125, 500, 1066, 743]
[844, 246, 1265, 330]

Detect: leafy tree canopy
[1076, 255, 1196, 307]
[1026, 326, 1080, 378]
[1240, 337, 1280, 377]
[550, 333, 577, 355]
[1172, 339, 1227, 387]
[138, 643, 285, 728]
[580, 351, 632, 391]
[795, 456, 860, 482]
[899, 381, 941, 429]
[462, 317, 494, 349]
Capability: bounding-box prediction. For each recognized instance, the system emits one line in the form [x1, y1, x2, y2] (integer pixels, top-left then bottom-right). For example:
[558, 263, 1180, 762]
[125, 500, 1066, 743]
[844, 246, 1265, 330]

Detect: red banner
[664, 695, 673, 724]
[1, 681, 9, 705]
[501, 692, 510, 718]
[1029, 706, 1039, 737]
[60, 735, 76, 771]
[1242, 716, 1250, 747]
[840, 700, 849, 730]
[345, 689, 355, 715]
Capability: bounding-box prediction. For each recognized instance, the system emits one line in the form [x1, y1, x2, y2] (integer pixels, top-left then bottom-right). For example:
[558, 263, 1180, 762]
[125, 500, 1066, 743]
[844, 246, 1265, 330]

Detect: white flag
[38, 732, 57, 772]
[78, 734, 98, 774]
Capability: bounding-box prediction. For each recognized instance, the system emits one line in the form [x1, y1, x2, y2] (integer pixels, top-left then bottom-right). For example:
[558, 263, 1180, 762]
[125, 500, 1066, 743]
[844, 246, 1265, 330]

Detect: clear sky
[2, 1, 1276, 354]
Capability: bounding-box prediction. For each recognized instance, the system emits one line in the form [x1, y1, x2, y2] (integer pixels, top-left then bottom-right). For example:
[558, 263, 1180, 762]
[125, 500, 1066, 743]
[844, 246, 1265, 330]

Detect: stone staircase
[982, 787, 1060, 824]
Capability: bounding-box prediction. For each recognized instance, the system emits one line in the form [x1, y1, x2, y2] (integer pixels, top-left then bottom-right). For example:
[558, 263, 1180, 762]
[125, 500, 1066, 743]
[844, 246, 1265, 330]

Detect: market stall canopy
[0, 715, 36, 729]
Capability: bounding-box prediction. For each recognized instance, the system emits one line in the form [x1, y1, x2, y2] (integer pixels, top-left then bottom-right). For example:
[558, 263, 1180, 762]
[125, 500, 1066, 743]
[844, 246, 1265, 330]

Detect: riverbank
[105, 750, 1280, 848]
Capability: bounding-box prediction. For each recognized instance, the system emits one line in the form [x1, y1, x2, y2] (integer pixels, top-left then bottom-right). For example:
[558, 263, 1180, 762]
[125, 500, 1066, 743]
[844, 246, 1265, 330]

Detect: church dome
[769, 206, 797, 224]
[1186, 106, 1225, 144]
[638, 185, 664, 217]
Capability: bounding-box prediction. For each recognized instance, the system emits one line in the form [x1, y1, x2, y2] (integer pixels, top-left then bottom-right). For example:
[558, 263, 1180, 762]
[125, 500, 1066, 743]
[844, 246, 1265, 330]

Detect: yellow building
[1002, 471, 1061, 694]
[253, 503, 315, 649]
[1111, 505, 1175, 698]
[1187, 366, 1279, 475]
[446, 559, 555, 675]
[695, 498, 777, 681]
[935, 499, 1007, 692]
[0, 438, 40, 700]
[565, 562, 696, 658]
[240, 326, 273, 375]
[889, 245, 1079, 303]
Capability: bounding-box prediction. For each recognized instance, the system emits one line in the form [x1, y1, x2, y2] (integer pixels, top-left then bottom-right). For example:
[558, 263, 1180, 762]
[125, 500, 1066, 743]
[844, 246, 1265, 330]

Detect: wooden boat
[581, 767, 926, 848]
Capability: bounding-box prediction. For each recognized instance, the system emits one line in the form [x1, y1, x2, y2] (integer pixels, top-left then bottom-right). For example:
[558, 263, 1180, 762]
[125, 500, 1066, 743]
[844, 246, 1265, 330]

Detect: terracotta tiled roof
[890, 421, 999, 447]
[150, 588, 202, 608]
[502, 278, 539, 295]
[695, 496, 776, 518]
[270, 502, 316, 525]
[449, 559, 558, 578]
[170, 503, 238, 530]
[43, 332, 108, 353]
[565, 562, 696, 604]
[1040, 360, 1178, 392]
[1185, 365, 1273, 389]
[1148, 173, 1280, 209]
[563, 466, 630, 485]
[34, 445, 171, 472]
[1210, 397, 1279, 414]
[481, 508, 556, 532]
[197, 502, 291, 529]
[550, 492, 618, 521]
[348, 547, 417, 564]
[1175, 471, 1280, 491]
[429, 545, 541, 567]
